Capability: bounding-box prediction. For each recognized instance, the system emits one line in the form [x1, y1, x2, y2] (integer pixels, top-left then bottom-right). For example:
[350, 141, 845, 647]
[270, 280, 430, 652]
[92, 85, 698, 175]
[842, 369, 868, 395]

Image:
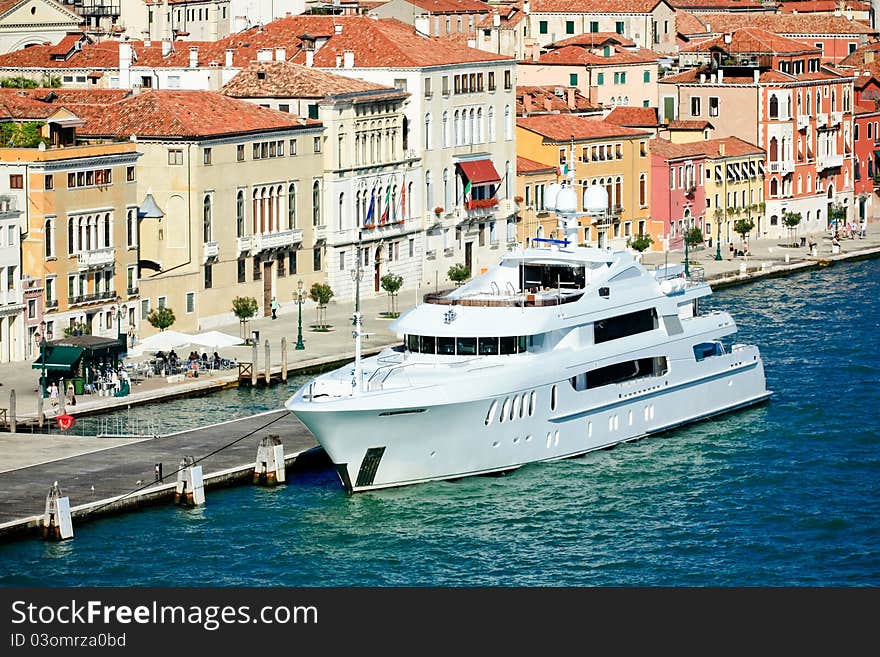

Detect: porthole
[485, 400, 498, 426]
[513, 437, 519, 444]
[492, 441, 499, 448]
[529, 391, 536, 416]
[510, 395, 519, 421]
[554, 431, 559, 447]
[525, 434, 533, 442]
[546, 432, 552, 448]
[588, 421, 593, 437]
[519, 393, 527, 418]
[500, 397, 510, 423]
[550, 384, 557, 411]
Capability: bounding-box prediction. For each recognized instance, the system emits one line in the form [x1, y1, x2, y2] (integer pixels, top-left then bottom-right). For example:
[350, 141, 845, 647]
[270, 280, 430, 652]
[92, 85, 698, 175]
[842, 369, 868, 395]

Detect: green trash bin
[72, 377, 84, 396]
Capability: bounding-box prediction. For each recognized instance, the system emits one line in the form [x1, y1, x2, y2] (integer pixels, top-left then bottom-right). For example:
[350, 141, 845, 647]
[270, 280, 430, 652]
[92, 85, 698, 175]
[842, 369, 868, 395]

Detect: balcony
[816, 113, 828, 128]
[251, 229, 303, 255]
[46, 299, 58, 310]
[830, 111, 843, 127]
[768, 160, 795, 174]
[796, 114, 809, 130]
[126, 286, 138, 296]
[68, 290, 115, 306]
[202, 241, 219, 264]
[314, 224, 327, 242]
[817, 153, 844, 171]
[0, 285, 23, 308]
[76, 247, 115, 270]
[426, 249, 437, 261]
[236, 236, 252, 256]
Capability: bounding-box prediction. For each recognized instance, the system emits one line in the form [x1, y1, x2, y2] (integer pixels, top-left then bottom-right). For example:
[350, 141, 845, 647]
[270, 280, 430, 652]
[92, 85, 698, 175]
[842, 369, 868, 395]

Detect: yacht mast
[351, 231, 364, 395]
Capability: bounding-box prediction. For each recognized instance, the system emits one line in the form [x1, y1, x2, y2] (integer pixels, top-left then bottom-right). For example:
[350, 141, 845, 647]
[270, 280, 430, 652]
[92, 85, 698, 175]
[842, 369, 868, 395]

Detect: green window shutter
[539, 21, 548, 34]
[569, 73, 578, 86]
[643, 70, 650, 83]
[590, 21, 598, 32]
[566, 21, 574, 34]
[597, 72, 604, 85]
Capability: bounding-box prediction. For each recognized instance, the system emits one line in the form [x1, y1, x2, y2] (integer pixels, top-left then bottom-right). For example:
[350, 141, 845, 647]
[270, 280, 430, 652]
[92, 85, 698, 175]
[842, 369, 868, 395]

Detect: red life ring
[56, 414, 75, 431]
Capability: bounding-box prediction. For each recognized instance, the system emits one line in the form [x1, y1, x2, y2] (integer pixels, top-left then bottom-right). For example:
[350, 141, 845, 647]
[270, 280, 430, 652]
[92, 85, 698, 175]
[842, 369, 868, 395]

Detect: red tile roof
[531, 0, 668, 13]
[517, 155, 556, 174]
[668, 0, 763, 8]
[777, 1, 871, 13]
[517, 114, 650, 141]
[840, 41, 880, 66]
[678, 11, 877, 36]
[660, 64, 848, 84]
[549, 32, 636, 48]
[76, 90, 318, 139]
[605, 106, 659, 127]
[675, 12, 713, 36]
[536, 44, 660, 66]
[681, 28, 822, 55]
[221, 61, 398, 99]
[650, 136, 763, 160]
[404, 0, 490, 13]
[666, 119, 714, 130]
[516, 85, 599, 115]
[0, 89, 70, 120]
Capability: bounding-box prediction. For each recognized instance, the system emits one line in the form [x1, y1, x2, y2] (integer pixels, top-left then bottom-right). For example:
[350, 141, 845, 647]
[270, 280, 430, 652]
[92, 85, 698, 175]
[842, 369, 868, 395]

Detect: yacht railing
[423, 290, 584, 307]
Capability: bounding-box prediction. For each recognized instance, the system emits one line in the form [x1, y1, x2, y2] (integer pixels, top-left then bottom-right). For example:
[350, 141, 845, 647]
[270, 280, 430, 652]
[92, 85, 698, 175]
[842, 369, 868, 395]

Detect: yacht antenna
[351, 231, 365, 395]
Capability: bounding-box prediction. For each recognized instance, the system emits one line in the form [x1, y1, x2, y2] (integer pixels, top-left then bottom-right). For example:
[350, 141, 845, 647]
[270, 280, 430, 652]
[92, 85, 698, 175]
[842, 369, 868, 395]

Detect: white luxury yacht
[286, 181, 772, 493]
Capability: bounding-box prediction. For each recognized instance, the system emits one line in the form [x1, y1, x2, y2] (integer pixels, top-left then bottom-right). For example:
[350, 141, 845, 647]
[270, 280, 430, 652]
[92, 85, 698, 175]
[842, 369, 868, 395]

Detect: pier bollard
[9, 389, 16, 433]
[251, 341, 258, 387]
[42, 481, 73, 540]
[58, 377, 66, 416]
[36, 393, 44, 429]
[281, 338, 288, 383]
[174, 456, 206, 507]
[265, 339, 271, 384]
[253, 435, 285, 486]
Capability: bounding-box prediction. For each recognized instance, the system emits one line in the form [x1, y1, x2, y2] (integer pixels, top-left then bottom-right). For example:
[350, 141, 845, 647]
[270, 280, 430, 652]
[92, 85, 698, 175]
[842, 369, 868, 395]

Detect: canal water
[1, 260, 878, 586]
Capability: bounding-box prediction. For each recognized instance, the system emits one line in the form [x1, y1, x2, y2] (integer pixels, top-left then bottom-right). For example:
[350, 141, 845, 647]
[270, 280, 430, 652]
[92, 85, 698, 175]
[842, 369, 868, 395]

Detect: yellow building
[79, 90, 326, 335]
[515, 156, 557, 246]
[0, 93, 140, 354]
[516, 114, 652, 249]
[702, 138, 766, 245]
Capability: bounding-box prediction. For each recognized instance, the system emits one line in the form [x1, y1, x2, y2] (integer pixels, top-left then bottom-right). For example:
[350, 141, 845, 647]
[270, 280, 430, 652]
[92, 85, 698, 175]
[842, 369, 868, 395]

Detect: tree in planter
[782, 211, 802, 246]
[147, 306, 176, 331]
[733, 216, 755, 247]
[448, 263, 471, 287]
[829, 204, 847, 232]
[308, 282, 334, 330]
[685, 227, 705, 248]
[231, 296, 258, 343]
[380, 273, 404, 318]
[626, 233, 653, 252]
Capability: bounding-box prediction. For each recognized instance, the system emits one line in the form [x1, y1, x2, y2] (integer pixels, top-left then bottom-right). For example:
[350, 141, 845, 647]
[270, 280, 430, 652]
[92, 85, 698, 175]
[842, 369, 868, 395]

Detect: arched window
[312, 180, 321, 226]
[769, 94, 778, 119]
[442, 111, 449, 147]
[338, 192, 344, 231]
[504, 105, 512, 140]
[769, 136, 778, 161]
[127, 209, 137, 247]
[45, 219, 54, 258]
[443, 168, 451, 210]
[103, 212, 111, 248]
[468, 108, 475, 144]
[807, 173, 812, 192]
[638, 173, 647, 207]
[203, 195, 212, 242]
[797, 175, 802, 194]
[236, 191, 245, 236]
[407, 181, 413, 218]
[67, 217, 75, 254]
[770, 178, 778, 196]
[425, 170, 433, 209]
[288, 184, 296, 229]
[476, 107, 483, 143]
[356, 190, 362, 226]
[252, 189, 259, 234]
[488, 106, 496, 142]
[424, 112, 432, 150]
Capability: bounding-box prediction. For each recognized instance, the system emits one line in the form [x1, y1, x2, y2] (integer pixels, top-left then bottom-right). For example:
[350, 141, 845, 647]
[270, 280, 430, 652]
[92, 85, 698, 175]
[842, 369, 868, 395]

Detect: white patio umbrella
[128, 330, 194, 357]
[189, 331, 242, 348]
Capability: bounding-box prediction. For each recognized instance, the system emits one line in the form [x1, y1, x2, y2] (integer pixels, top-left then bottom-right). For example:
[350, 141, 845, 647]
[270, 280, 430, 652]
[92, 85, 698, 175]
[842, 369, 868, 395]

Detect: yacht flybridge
[285, 180, 771, 493]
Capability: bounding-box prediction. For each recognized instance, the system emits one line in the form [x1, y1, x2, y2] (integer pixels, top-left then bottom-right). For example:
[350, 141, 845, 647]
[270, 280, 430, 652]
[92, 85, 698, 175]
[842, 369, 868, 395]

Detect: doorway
[263, 261, 273, 317]
[374, 244, 383, 292]
[465, 241, 473, 274]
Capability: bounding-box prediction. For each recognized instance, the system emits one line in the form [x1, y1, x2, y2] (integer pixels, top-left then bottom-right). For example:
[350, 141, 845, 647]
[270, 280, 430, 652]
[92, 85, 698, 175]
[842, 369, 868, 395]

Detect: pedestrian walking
[271, 297, 279, 320]
[49, 382, 59, 408]
[859, 220, 867, 239]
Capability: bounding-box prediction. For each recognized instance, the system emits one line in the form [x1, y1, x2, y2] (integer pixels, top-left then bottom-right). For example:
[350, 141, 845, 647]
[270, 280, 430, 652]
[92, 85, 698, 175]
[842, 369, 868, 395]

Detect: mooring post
[43, 481, 73, 540]
[281, 337, 288, 383]
[174, 455, 205, 506]
[9, 389, 15, 433]
[264, 339, 271, 384]
[251, 341, 258, 386]
[58, 377, 66, 416]
[36, 393, 44, 429]
[253, 435, 285, 486]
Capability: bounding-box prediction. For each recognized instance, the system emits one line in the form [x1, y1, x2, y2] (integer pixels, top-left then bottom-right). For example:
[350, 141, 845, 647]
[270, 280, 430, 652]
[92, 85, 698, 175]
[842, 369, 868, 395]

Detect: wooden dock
[0, 409, 322, 541]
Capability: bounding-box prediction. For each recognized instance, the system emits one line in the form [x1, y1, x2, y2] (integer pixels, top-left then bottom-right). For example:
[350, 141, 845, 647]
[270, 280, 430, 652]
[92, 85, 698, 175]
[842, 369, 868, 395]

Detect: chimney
[144, 37, 151, 48]
[335, 53, 342, 68]
[833, 8, 842, 17]
[566, 87, 575, 110]
[719, 142, 726, 156]
[699, 72, 706, 84]
[524, 0, 530, 13]
[189, 46, 199, 68]
[257, 48, 273, 62]
[467, 38, 477, 48]
[723, 33, 731, 44]
[306, 50, 314, 67]
[867, 50, 876, 64]
[343, 50, 354, 68]
[493, 13, 501, 28]
[225, 48, 234, 67]
[275, 47, 286, 62]
[334, 23, 343, 34]
[162, 38, 172, 57]
[119, 42, 132, 89]
[233, 15, 247, 33]
[414, 15, 430, 36]
[847, 8, 854, 20]
[717, 69, 723, 84]
[543, 97, 552, 111]
[753, 69, 760, 83]
[524, 93, 533, 115]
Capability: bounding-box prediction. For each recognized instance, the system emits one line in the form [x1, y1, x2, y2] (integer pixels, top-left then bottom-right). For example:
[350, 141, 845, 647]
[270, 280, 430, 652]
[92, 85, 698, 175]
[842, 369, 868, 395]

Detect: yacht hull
[287, 349, 771, 493]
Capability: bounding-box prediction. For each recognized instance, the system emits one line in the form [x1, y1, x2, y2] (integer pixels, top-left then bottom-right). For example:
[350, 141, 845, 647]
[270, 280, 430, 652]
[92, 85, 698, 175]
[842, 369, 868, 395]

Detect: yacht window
[594, 308, 657, 344]
[437, 336, 455, 355]
[518, 336, 527, 352]
[500, 398, 510, 423]
[529, 391, 536, 416]
[478, 337, 499, 355]
[407, 334, 419, 352]
[693, 341, 723, 361]
[609, 266, 640, 282]
[500, 336, 518, 354]
[485, 400, 498, 426]
[456, 337, 477, 355]
[419, 335, 436, 354]
[520, 393, 528, 418]
[510, 396, 519, 421]
[551, 384, 557, 411]
[571, 356, 668, 390]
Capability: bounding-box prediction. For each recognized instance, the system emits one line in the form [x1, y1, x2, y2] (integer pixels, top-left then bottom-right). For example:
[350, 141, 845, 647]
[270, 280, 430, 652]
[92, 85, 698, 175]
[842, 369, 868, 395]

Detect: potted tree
[380, 273, 404, 318]
[685, 227, 705, 249]
[147, 306, 175, 332]
[626, 233, 653, 254]
[448, 263, 471, 287]
[733, 216, 755, 249]
[308, 282, 334, 331]
[782, 211, 802, 247]
[231, 296, 258, 344]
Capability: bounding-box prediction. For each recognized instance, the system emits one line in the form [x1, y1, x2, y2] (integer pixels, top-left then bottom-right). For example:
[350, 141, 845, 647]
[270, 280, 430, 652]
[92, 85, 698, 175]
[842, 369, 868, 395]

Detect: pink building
[852, 68, 880, 221]
[650, 138, 707, 249]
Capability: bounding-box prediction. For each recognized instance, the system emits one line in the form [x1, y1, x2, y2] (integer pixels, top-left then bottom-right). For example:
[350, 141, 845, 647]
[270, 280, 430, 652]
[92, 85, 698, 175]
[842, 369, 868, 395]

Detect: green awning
[32, 346, 83, 371]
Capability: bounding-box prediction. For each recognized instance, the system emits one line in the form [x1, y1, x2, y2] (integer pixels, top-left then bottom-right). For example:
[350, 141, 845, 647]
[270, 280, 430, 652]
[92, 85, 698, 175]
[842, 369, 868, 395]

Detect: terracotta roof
[517, 114, 650, 141]
[221, 61, 398, 100]
[650, 136, 763, 160]
[536, 44, 660, 66]
[668, 0, 763, 8]
[549, 32, 636, 48]
[0, 89, 70, 120]
[605, 105, 659, 127]
[676, 11, 713, 36]
[854, 103, 880, 115]
[660, 64, 849, 84]
[476, 6, 526, 28]
[530, 0, 667, 13]
[777, 1, 871, 13]
[840, 41, 880, 66]
[517, 155, 556, 174]
[403, 0, 490, 13]
[516, 85, 599, 115]
[77, 90, 318, 139]
[667, 119, 713, 130]
[680, 11, 877, 36]
[681, 28, 822, 55]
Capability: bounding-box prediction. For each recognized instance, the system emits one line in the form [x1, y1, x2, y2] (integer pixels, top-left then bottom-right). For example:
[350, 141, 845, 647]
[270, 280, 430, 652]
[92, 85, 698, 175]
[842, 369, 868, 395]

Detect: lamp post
[112, 295, 127, 358]
[715, 211, 723, 261]
[294, 279, 305, 350]
[684, 224, 690, 278]
[38, 320, 47, 398]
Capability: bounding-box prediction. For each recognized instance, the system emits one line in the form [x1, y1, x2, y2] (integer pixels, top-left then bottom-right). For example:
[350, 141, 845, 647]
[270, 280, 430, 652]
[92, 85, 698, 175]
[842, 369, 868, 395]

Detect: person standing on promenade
[271, 297, 279, 320]
[859, 219, 867, 239]
[48, 382, 58, 408]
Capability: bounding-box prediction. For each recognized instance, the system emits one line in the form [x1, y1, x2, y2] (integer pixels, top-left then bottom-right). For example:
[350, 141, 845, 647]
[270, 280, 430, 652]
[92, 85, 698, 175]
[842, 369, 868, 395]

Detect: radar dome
[583, 183, 609, 215]
[555, 186, 578, 214]
[545, 182, 561, 210]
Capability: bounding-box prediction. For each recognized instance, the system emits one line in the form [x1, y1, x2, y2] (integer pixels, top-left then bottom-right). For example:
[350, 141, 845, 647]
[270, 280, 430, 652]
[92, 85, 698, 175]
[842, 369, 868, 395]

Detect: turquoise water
[1, 260, 878, 586]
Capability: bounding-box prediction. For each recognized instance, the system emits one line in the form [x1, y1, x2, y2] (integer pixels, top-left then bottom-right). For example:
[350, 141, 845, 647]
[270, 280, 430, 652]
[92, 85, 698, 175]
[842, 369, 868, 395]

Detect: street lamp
[715, 210, 723, 261]
[38, 320, 47, 398]
[294, 279, 305, 350]
[112, 295, 127, 358]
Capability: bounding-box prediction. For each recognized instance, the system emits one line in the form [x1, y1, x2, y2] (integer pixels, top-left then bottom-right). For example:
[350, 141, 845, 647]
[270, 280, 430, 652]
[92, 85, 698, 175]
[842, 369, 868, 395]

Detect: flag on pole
[365, 194, 375, 226]
[399, 178, 406, 221]
[463, 179, 473, 205]
[379, 186, 392, 224]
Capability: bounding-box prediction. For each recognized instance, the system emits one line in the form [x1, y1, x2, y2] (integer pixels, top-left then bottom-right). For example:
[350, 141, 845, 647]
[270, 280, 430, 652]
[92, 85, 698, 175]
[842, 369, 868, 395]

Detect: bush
[147, 307, 176, 331]
[627, 233, 653, 252]
[733, 217, 755, 242]
[309, 282, 334, 330]
[380, 273, 404, 317]
[448, 263, 471, 286]
[685, 227, 705, 247]
[231, 296, 258, 321]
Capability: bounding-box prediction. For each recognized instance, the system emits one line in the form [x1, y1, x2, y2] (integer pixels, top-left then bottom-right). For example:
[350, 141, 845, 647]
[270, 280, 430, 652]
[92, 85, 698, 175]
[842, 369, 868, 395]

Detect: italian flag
[379, 186, 392, 224]
[463, 179, 472, 204]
